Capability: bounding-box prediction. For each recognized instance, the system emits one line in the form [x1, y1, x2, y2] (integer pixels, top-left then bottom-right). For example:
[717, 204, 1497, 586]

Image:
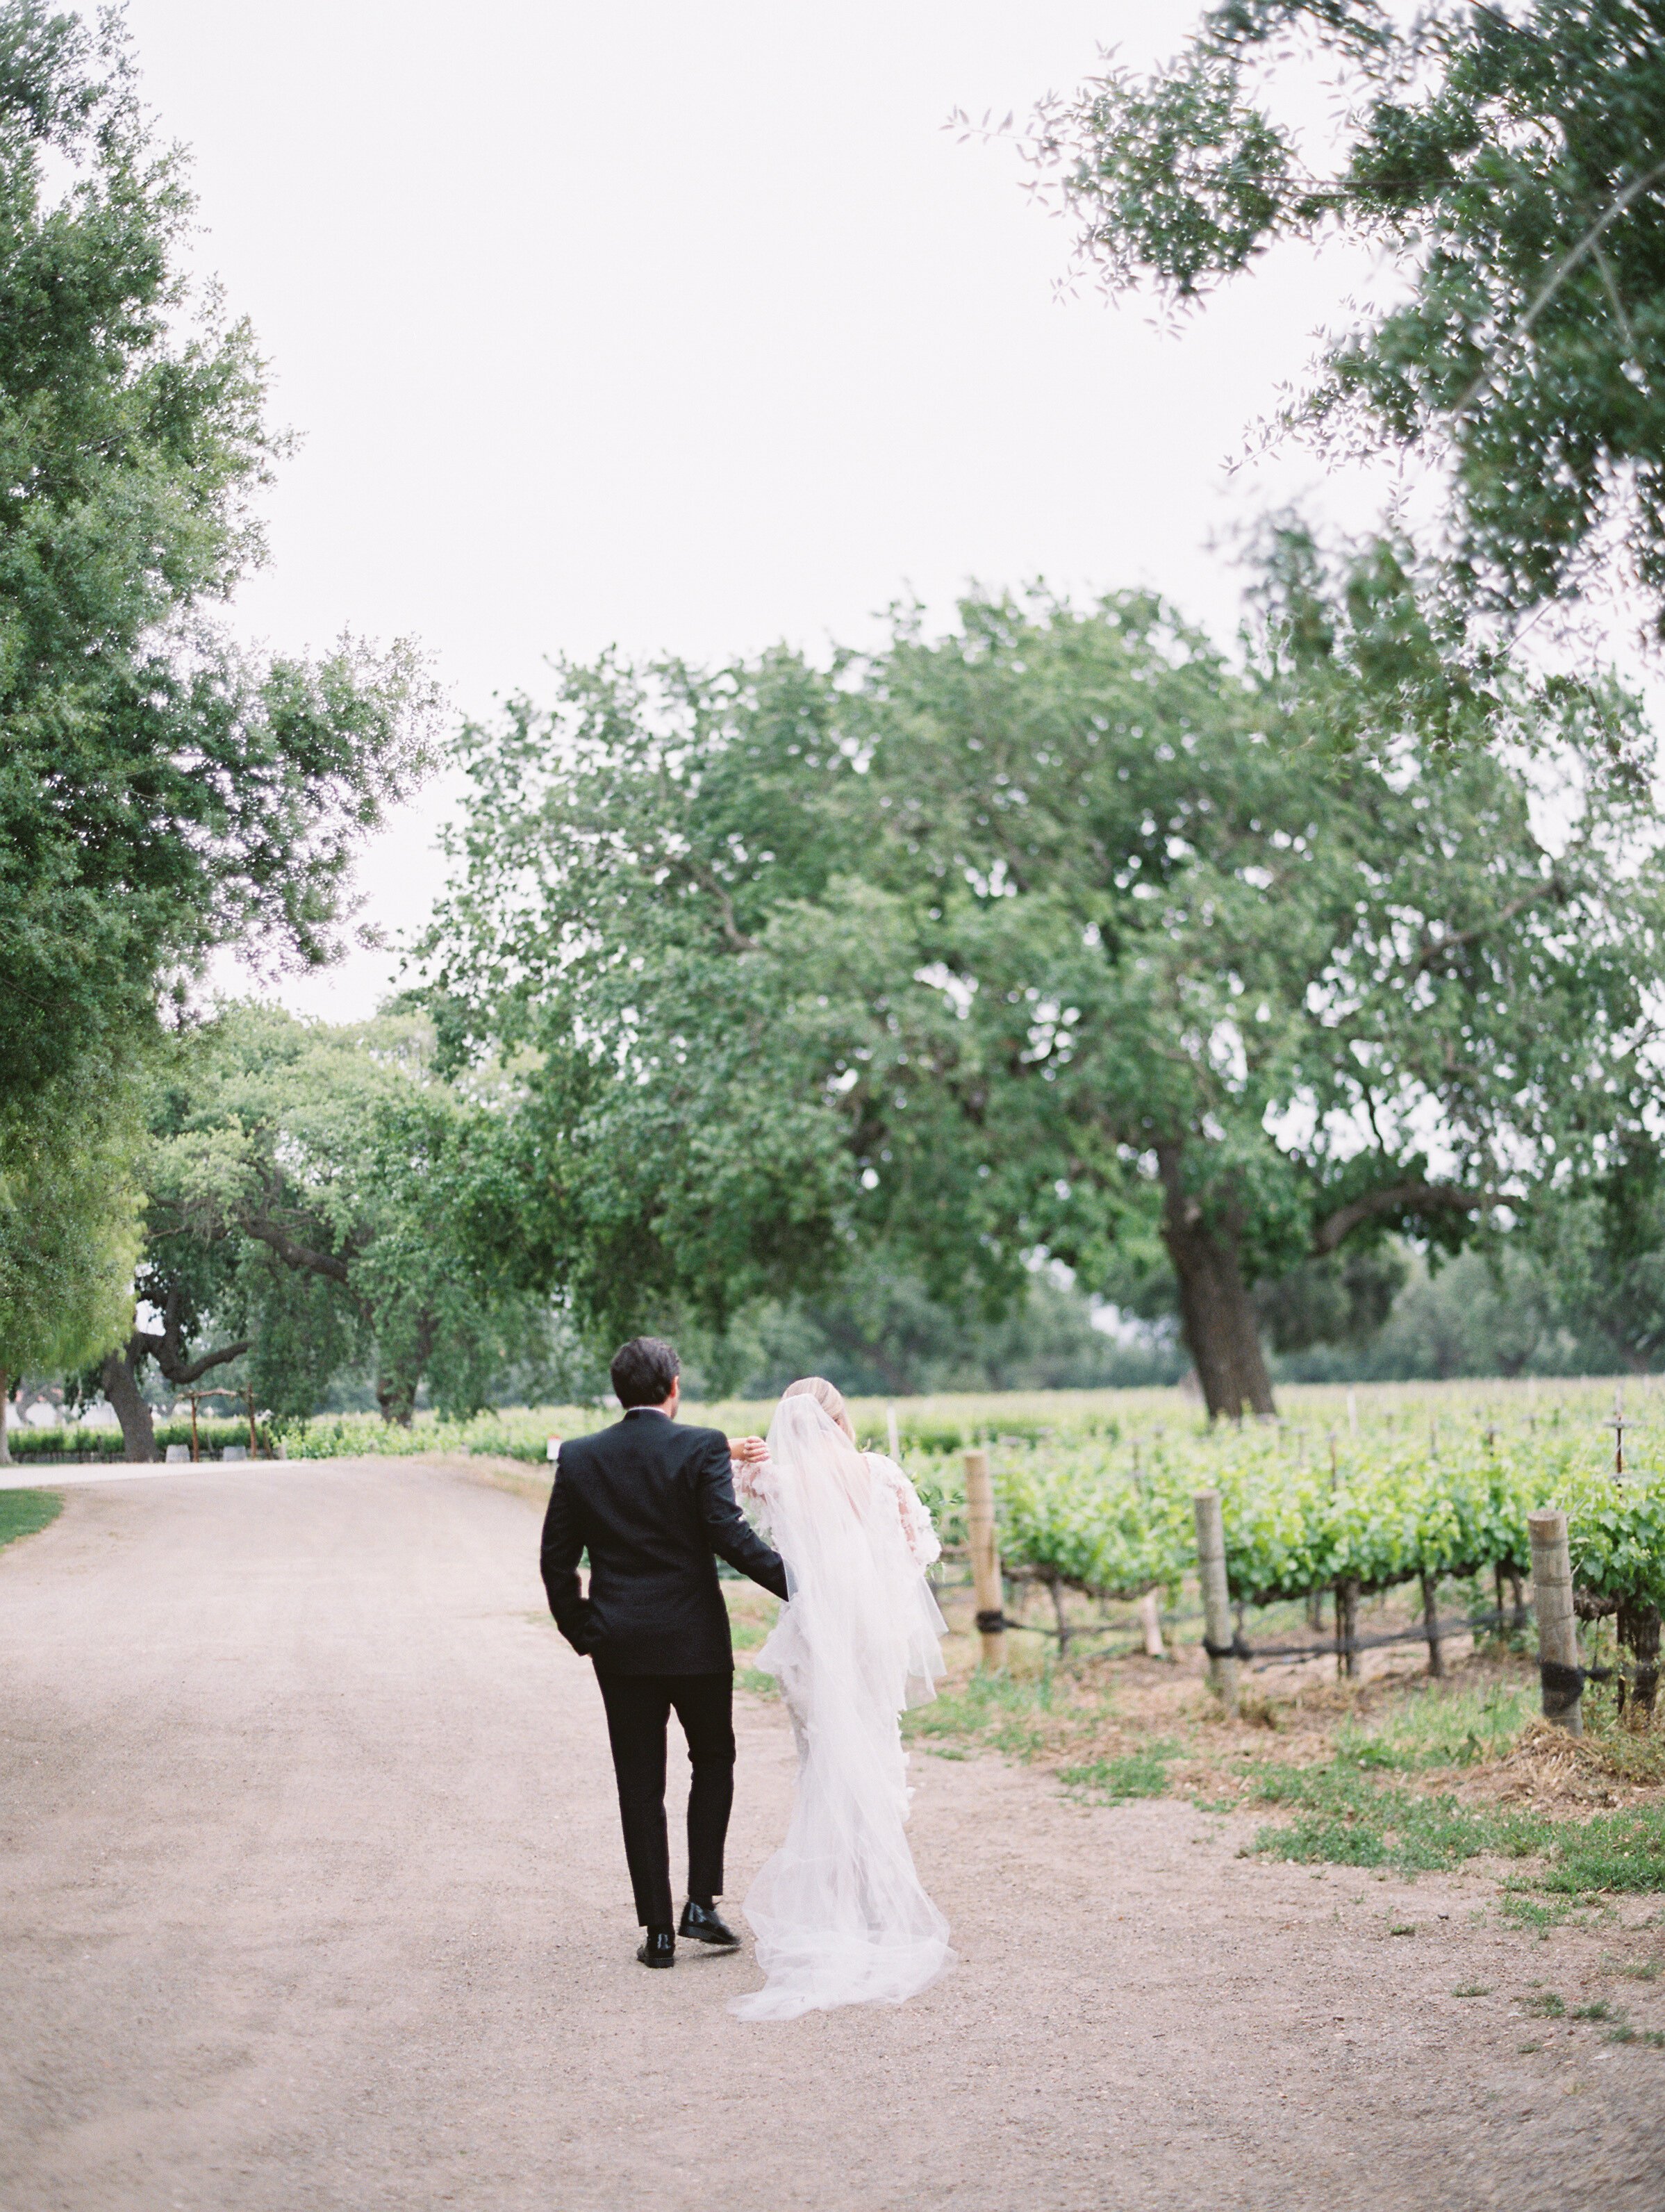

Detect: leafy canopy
[0, 3, 431, 1103]
[148, 1005, 556, 1423]
[0, 1044, 143, 1385]
[421, 546, 1665, 1398]
[1020, 0, 1665, 632]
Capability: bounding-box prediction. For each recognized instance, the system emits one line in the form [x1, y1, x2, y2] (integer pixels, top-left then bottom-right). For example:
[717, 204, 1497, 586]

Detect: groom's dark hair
[611, 1336, 681, 1409]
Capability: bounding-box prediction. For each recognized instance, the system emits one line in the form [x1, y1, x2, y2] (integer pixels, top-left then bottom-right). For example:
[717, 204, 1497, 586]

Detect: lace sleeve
[869, 1454, 941, 1571]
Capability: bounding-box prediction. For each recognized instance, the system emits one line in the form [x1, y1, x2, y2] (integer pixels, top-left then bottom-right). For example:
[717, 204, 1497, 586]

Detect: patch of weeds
[736, 1668, 777, 1699]
[1570, 1685, 1665, 1789]
[1060, 1740, 1179, 1805]
[1452, 1984, 1491, 1997]
[0, 1489, 63, 1552]
[1500, 1890, 1573, 1933]
[1191, 1796, 1239, 1815]
[729, 1619, 772, 1652]
[1517, 2040, 1543, 2054]
[1607, 2023, 1665, 2048]
[1333, 1680, 1537, 1775]
[1535, 1808, 1665, 1897]
[1570, 2001, 1613, 2021]
[1252, 1760, 1665, 1911]
[1388, 1923, 1417, 1936]
[1522, 1992, 1566, 2017]
[903, 1664, 1073, 1763]
[1619, 1959, 1663, 1981]
[1250, 1765, 1543, 1875]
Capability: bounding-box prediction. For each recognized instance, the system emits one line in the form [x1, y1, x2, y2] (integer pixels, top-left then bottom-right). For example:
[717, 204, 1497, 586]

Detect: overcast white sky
[127, 0, 1384, 1019]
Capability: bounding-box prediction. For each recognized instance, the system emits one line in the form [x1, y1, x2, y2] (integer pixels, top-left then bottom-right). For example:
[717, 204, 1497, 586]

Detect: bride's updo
[783, 1376, 856, 1444]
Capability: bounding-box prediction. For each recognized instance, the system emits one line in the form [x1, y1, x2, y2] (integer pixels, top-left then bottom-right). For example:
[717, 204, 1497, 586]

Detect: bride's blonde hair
[782, 1375, 856, 1443]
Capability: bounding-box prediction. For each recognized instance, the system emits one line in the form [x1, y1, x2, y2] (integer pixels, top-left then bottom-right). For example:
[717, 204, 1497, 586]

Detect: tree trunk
[101, 1342, 158, 1462]
[1336, 1578, 1359, 1679]
[375, 1310, 438, 1428]
[1617, 1599, 1661, 1728]
[1157, 1148, 1275, 1420]
[0, 1370, 10, 1467]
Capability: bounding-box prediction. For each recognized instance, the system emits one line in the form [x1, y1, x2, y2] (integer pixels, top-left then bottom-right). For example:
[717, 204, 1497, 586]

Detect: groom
[540, 1336, 789, 1967]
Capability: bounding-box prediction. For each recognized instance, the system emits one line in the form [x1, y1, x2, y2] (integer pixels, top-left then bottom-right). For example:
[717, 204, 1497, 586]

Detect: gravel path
[2, 1458, 1662, 2211]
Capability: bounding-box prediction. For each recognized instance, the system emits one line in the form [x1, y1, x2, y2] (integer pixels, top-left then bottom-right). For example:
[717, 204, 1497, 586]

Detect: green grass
[902, 1665, 1072, 1763]
[1251, 1763, 1545, 1873]
[1331, 1680, 1539, 1774]
[1250, 1759, 1665, 1905]
[0, 1489, 63, 1551]
[736, 1667, 778, 1699]
[1059, 1739, 1181, 1804]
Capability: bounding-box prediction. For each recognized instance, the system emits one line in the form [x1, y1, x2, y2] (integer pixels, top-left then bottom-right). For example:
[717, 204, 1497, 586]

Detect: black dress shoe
[679, 1899, 741, 1949]
[637, 1928, 675, 1968]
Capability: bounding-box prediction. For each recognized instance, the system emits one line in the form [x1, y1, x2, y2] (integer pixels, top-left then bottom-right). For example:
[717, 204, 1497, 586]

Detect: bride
[728, 1377, 954, 2022]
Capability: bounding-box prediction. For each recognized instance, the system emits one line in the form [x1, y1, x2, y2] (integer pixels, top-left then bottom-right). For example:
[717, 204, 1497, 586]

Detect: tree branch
[240, 1212, 354, 1287]
[156, 1337, 251, 1388]
[695, 868, 758, 952]
[1452, 158, 1665, 425]
[1411, 882, 1561, 973]
[1312, 1182, 1493, 1257]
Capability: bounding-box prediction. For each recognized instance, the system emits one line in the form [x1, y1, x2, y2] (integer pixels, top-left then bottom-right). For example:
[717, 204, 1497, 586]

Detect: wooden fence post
[1138, 1587, 1166, 1658]
[1193, 1490, 1238, 1715]
[1527, 1509, 1583, 1736]
[963, 1448, 1006, 1672]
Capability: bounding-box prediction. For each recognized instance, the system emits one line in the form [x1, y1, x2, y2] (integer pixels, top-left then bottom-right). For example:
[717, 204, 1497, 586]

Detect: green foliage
[1332, 1680, 1539, 1772]
[902, 1664, 1068, 1763]
[1059, 1740, 1181, 1802]
[0, 3, 431, 1401]
[138, 1005, 558, 1425]
[0, 1486, 61, 1548]
[997, 1444, 1193, 1599]
[421, 572, 1665, 1421]
[1257, 1243, 1409, 1358]
[277, 1403, 595, 1462]
[690, 1262, 1182, 1401]
[0, 1050, 143, 1386]
[879, 1389, 1661, 1619]
[1251, 1764, 1546, 1874]
[6, 1416, 275, 1460]
[1253, 1763, 1665, 1894]
[0, 3, 431, 1109]
[1023, 0, 1665, 634]
[1564, 1465, 1665, 1613]
[1276, 1243, 1613, 1385]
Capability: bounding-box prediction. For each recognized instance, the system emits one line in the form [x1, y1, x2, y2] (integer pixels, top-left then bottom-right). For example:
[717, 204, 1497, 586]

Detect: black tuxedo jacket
[540, 1410, 789, 1675]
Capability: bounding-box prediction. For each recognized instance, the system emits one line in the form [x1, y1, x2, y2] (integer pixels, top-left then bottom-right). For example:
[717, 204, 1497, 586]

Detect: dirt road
[2, 1458, 1661, 2211]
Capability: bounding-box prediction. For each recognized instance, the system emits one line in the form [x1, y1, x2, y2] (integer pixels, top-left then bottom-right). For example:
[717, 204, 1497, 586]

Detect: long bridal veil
[730, 1388, 953, 2022]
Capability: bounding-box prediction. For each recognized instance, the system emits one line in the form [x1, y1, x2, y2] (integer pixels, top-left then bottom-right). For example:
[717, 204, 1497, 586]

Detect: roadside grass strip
[0, 1489, 63, 1551]
[1250, 1761, 1665, 1904]
[1058, 1740, 1182, 1804]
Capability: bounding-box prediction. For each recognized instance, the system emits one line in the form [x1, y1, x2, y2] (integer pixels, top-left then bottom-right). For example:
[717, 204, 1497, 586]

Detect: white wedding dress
[730, 1393, 954, 2021]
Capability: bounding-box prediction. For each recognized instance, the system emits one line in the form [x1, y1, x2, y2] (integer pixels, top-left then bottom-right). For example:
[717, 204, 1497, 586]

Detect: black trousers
[594, 1669, 736, 1929]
